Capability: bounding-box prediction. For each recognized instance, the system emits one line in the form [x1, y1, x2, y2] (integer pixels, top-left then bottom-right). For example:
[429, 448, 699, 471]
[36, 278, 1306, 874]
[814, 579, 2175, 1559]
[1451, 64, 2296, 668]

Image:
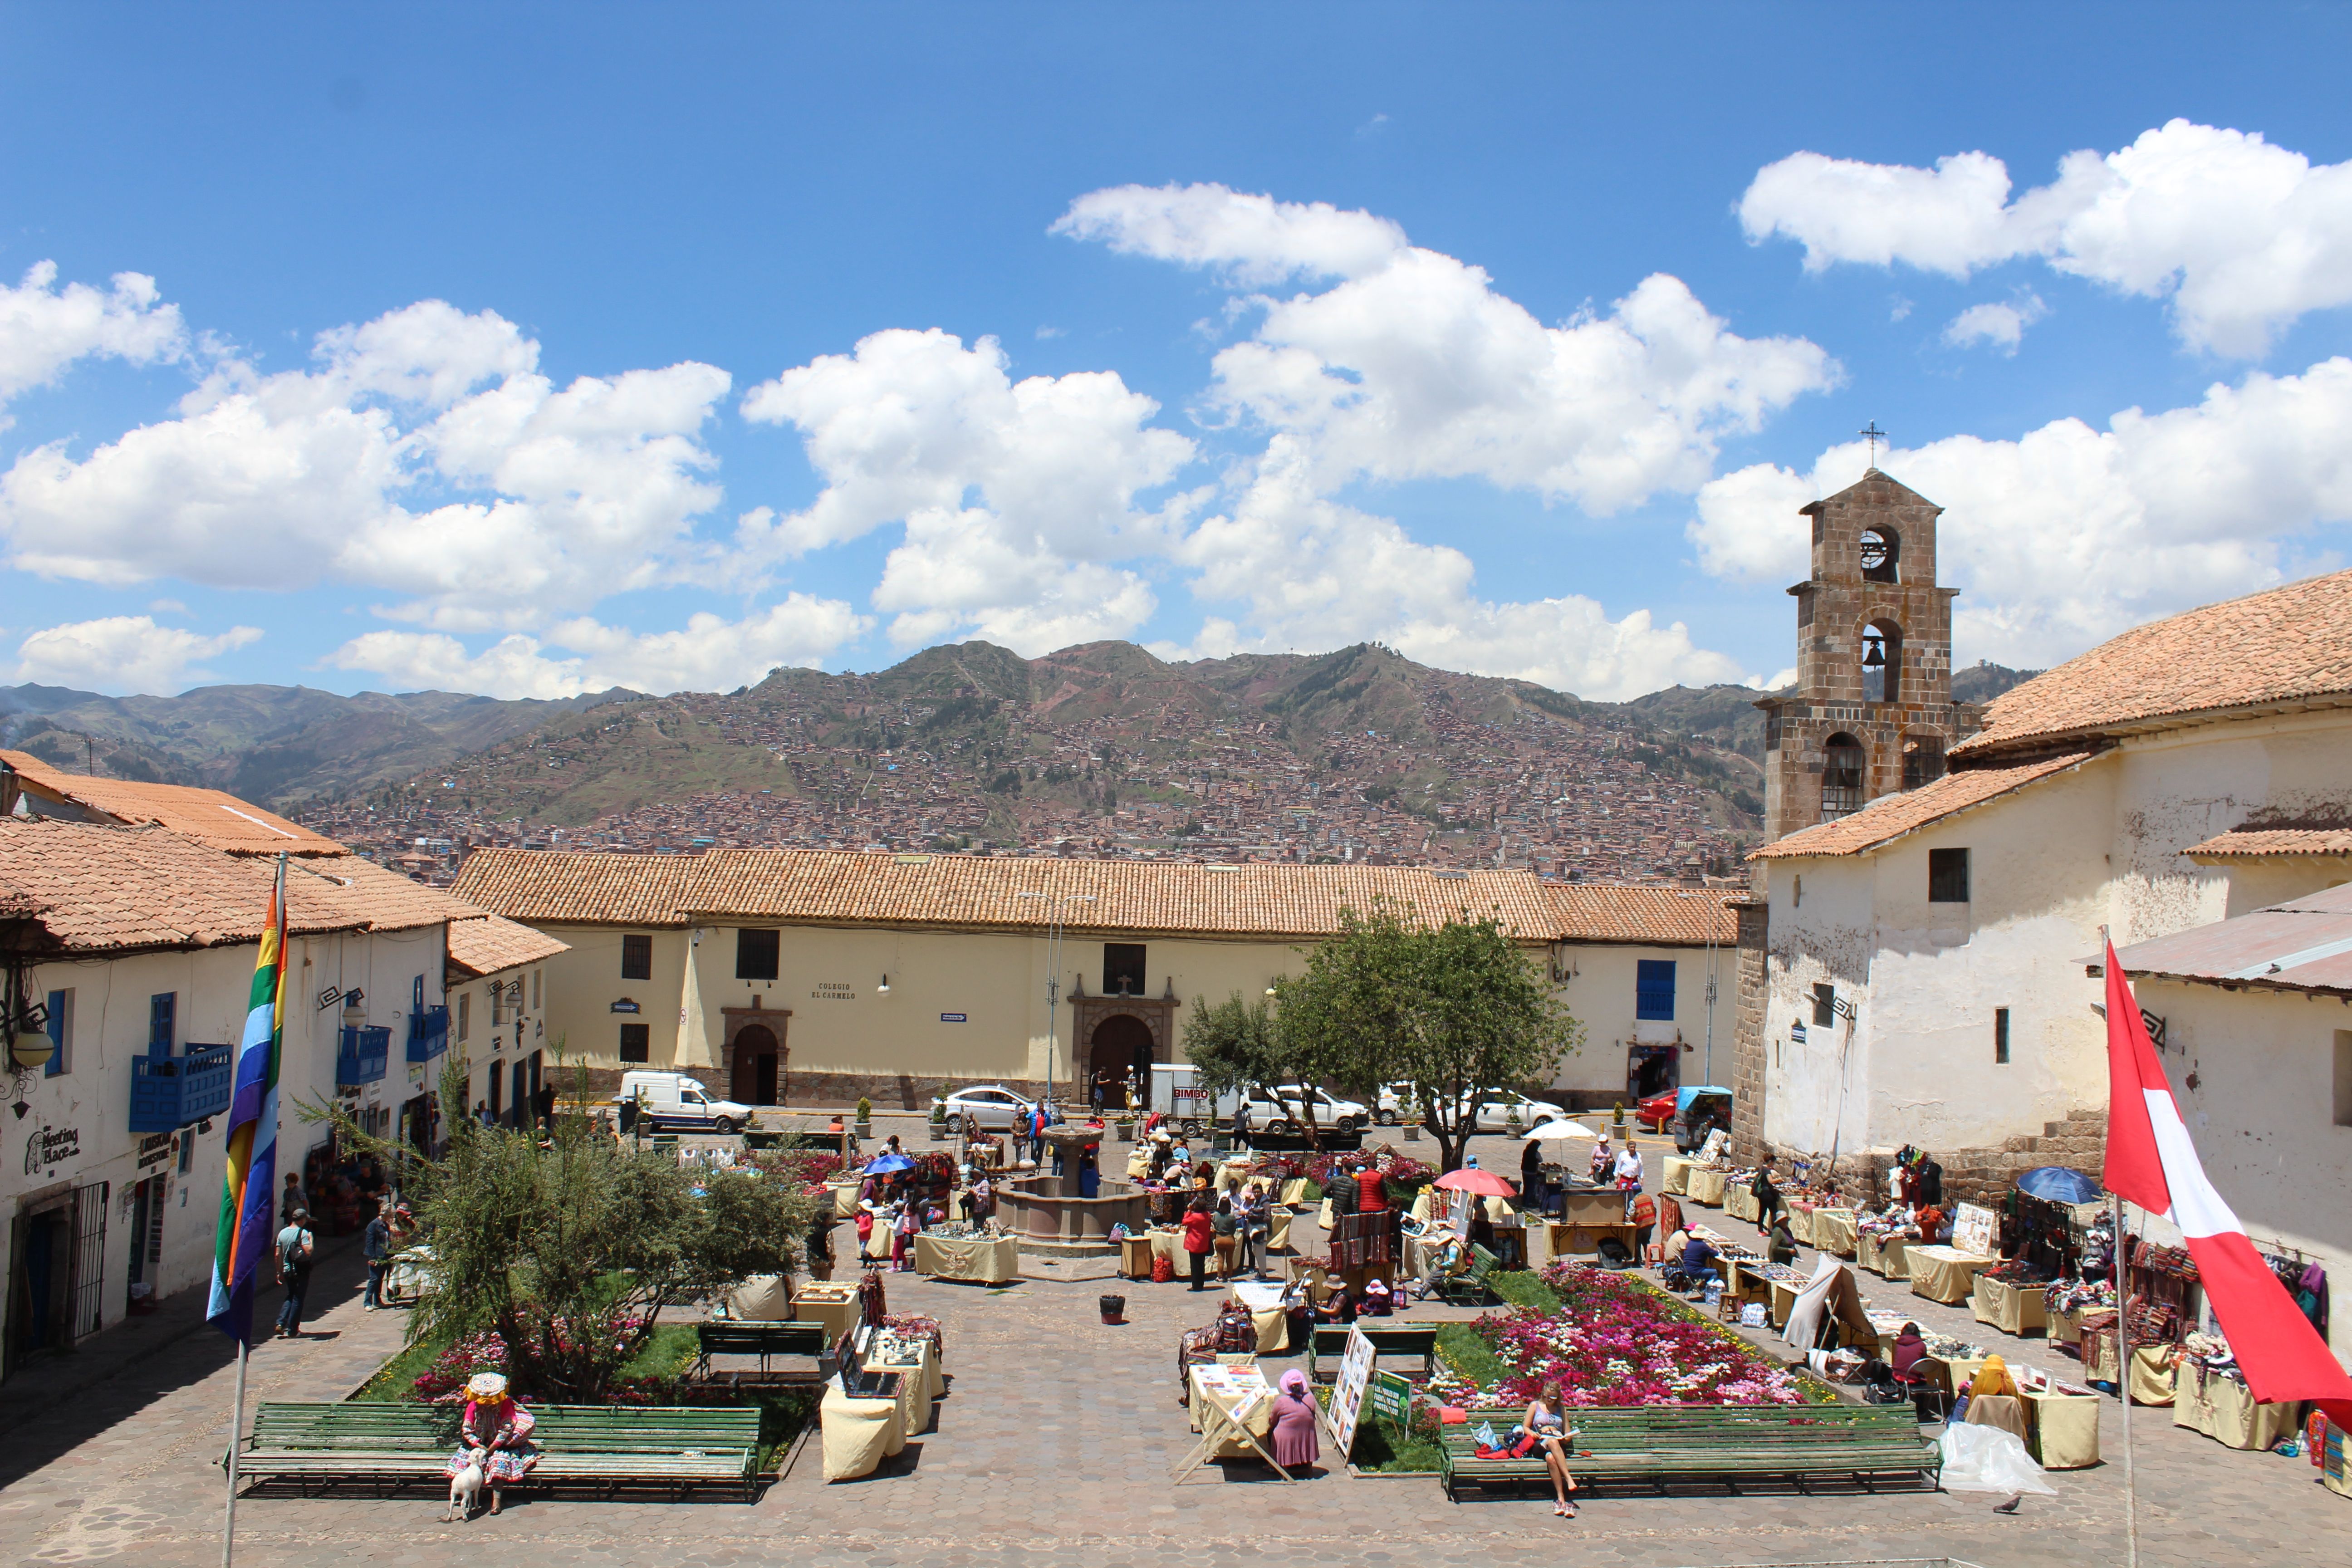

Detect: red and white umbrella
[1433, 1167, 1515, 1198]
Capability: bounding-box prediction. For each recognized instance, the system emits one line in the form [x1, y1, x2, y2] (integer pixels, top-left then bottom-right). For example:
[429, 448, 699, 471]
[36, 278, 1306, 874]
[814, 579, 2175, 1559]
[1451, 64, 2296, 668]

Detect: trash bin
[1100, 1293, 1126, 1324]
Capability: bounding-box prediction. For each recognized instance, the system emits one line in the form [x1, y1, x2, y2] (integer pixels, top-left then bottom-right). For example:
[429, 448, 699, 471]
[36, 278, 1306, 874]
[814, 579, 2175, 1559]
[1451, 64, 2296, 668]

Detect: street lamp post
[1015, 891, 1094, 1112]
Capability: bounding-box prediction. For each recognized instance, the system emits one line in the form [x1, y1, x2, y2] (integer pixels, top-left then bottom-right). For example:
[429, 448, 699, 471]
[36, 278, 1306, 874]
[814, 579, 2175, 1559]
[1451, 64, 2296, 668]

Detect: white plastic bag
[1937, 1421, 2057, 1494]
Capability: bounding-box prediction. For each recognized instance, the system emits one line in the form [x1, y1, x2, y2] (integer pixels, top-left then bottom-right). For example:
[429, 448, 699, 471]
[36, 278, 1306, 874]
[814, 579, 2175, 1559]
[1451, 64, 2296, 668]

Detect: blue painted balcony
[338, 1025, 391, 1086]
[128, 1043, 235, 1133]
[406, 1005, 450, 1064]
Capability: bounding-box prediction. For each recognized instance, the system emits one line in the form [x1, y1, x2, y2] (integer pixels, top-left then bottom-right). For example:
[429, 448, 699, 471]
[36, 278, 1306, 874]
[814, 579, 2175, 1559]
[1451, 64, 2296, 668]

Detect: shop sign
[137, 1133, 176, 1171]
[811, 982, 856, 1001]
[610, 999, 642, 1014]
[1367, 1368, 1411, 1424]
[939, 1013, 967, 1023]
[1327, 1324, 1377, 1458]
[1789, 1020, 1808, 1045]
[23, 1122, 80, 1175]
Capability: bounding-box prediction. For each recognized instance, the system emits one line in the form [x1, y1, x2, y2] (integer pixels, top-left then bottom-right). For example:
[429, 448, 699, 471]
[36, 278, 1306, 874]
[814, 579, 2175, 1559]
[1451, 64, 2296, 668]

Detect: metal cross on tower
[1859, 421, 1886, 467]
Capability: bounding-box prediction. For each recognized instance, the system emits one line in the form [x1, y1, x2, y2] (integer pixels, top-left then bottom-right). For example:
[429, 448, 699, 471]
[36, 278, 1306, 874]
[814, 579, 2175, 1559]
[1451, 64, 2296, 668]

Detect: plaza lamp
[1014, 890, 1094, 1110]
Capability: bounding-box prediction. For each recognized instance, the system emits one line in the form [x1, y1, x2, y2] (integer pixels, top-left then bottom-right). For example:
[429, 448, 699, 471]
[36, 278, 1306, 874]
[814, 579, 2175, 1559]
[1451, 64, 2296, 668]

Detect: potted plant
[928, 1082, 951, 1137]
[1506, 1102, 1525, 1135]
[1612, 1099, 1627, 1133]
[855, 1095, 872, 1139]
[1401, 1106, 1423, 1143]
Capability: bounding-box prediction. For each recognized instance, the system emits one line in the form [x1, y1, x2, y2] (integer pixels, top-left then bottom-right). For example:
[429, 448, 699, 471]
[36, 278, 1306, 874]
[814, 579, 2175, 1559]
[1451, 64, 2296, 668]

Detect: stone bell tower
[1755, 469, 1976, 843]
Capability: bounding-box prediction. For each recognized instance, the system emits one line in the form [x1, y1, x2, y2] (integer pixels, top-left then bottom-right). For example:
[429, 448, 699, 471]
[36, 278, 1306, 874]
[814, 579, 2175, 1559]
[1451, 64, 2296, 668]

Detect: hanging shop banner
[1327, 1323, 1376, 1458]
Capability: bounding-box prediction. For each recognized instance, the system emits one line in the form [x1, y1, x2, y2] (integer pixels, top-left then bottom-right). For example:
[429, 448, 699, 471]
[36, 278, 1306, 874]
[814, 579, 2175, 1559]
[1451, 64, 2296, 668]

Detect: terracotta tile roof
[446, 914, 572, 980]
[449, 850, 699, 928]
[2184, 828, 2352, 859]
[1546, 883, 1737, 945]
[1749, 752, 2096, 860]
[1952, 569, 2352, 760]
[300, 856, 485, 933]
[1, 750, 346, 856]
[455, 847, 1560, 941]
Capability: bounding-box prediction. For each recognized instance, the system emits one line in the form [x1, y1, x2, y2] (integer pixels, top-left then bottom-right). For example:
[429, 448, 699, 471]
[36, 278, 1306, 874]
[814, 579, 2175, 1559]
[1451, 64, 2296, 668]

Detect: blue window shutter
[150, 993, 176, 1058]
[1635, 960, 1677, 1022]
[44, 990, 66, 1077]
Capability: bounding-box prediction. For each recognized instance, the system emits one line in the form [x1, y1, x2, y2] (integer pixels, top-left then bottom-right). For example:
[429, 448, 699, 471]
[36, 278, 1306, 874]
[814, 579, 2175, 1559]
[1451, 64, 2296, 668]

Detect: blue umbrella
[2016, 1166, 2102, 1204]
[864, 1152, 915, 1174]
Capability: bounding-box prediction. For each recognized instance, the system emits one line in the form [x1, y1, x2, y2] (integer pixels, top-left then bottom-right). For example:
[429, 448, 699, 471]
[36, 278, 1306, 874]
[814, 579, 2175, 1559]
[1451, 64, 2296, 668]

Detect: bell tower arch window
[1862, 620, 1902, 704]
[1822, 733, 1866, 819]
[1860, 527, 1900, 583]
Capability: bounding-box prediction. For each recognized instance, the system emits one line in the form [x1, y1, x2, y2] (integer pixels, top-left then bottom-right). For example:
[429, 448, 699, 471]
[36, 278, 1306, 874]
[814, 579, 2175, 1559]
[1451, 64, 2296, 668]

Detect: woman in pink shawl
[1269, 1368, 1320, 1472]
[444, 1372, 538, 1514]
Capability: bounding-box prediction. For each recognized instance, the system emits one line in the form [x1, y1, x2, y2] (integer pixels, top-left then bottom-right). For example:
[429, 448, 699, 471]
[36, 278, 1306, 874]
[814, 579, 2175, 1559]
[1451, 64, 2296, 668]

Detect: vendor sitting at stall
[1415, 1229, 1471, 1297]
[1680, 1230, 1722, 1292]
[1588, 1132, 1614, 1185]
[1314, 1280, 1359, 1324]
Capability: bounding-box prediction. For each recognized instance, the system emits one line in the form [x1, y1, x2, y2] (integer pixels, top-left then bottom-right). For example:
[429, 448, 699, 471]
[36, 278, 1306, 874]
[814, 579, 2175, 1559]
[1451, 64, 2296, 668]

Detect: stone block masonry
[1763, 1107, 2107, 1209]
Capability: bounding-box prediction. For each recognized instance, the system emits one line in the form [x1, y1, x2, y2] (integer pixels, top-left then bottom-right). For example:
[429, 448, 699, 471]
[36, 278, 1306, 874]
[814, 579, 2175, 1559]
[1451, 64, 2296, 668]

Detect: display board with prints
[1326, 1323, 1376, 1457]
[1952, 1202, 1998, 1258]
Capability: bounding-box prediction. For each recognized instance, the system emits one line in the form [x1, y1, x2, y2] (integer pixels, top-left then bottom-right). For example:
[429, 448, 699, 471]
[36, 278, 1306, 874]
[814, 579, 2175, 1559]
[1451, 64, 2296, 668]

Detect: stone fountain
[993, 1120, 1149, 1257]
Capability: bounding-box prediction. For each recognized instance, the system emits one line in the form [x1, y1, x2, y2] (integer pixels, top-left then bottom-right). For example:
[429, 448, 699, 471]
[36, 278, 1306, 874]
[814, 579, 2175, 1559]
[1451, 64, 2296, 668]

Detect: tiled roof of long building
[1749, 752, 2097, 860]
[1546, 882, 1737, 944]
[1, 750, 347, 856]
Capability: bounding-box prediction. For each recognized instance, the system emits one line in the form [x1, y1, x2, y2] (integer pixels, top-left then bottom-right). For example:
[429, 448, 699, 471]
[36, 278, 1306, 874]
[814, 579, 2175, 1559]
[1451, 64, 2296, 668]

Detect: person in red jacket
[1181, 1196, 1215, 1291]
[1355, 1160, 1388, 1213]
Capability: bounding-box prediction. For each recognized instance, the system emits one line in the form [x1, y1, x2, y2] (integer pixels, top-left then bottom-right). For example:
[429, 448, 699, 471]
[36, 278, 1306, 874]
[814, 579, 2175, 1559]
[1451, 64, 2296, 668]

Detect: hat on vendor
[1150, 1128, 1174, 1142]
[466, 1372, 511, 1403]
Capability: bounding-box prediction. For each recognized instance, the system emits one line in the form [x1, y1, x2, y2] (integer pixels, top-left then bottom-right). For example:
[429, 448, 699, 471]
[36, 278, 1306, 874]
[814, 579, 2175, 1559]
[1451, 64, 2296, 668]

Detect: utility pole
[1015, 890, 1095, 1109]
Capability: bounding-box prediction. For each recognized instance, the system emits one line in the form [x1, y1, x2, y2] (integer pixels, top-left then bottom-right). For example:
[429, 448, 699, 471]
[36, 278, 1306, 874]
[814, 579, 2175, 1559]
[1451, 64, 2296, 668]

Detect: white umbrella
[1519, 1118, 1599, 1141]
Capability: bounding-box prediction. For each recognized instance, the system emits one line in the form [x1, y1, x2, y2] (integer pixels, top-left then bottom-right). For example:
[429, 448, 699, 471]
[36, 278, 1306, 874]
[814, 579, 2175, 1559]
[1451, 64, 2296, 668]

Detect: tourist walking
[1181, 1196, 1214, 1291]
[274, 1207, 316, 1337]
[892, 1198, 918, 1272]
[361, 1200, 392, 1309]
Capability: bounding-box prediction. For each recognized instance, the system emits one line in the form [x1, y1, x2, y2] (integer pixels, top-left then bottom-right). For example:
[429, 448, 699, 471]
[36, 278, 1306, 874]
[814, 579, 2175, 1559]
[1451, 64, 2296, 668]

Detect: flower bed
[1429, 1263, 1814, 1410]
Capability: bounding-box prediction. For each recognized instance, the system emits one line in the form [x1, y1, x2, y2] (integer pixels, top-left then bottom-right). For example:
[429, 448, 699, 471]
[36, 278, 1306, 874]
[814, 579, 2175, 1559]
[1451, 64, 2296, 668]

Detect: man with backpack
[361, 1200, 393, 1310]
[275, 1207, 317, 1338]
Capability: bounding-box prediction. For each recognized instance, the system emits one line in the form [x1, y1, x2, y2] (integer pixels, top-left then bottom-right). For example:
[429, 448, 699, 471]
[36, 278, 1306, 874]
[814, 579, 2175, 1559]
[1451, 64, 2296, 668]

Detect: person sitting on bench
[1681, 1230, 1721, 1292]
[1415, 1230, 1470, 1297]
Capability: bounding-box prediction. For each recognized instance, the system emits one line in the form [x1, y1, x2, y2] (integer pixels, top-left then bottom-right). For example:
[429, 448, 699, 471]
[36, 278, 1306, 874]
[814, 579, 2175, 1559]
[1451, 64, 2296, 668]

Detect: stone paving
[0, 1134, 2342, 1568]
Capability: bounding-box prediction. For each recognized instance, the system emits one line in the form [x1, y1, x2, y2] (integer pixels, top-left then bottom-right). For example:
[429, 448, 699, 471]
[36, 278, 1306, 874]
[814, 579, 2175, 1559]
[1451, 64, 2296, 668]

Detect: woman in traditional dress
[1269, 1368, 1320, 1474]
[445, 1372, 538, 1517]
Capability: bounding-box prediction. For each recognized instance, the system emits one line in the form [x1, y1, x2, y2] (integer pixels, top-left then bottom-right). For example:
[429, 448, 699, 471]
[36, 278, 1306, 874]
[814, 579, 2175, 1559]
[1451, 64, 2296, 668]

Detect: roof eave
[1955, 691, 2352, 763]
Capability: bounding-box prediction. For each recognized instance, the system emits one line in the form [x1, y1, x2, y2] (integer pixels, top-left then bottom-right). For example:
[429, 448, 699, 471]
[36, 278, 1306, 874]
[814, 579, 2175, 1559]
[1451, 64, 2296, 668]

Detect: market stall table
[1229, 1280, 1291, 1354]
[2023, 1386, 2102, 1469]
[1811, 1208, 1857, 1257]
[1857, 1231, 1911, 1280]
[791, 1282, 862, 1344]
[2173, 1364, 2297, 1450]
[913, 1230, 1020, 1284]
[1685, 1167, 1729, 1207]
[818, 1334, 943, 1481]
[1723, 1182, 1760, 1223]
[723, 1274, 792, 1319]
[1906, 1245, 1999, 1305]
[1661, 1156, 1693, 1196]
[829, 1180, 862, 1218]
[1787, 1202, 1820, 1246]
[1970, 1274, 2048, 1337]
[1175, 1363, 1290, 1481]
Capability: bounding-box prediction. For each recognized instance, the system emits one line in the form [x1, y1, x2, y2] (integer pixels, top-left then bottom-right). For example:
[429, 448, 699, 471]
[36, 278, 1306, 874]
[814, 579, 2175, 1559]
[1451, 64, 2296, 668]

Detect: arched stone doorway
[721, 1002, 792, 1105]
[1087, 1014, 1156, 1112]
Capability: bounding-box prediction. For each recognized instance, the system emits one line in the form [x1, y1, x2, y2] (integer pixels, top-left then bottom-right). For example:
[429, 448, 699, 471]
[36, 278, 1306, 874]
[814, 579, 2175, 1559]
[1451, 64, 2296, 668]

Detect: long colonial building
[451, 849, 1735, 1112]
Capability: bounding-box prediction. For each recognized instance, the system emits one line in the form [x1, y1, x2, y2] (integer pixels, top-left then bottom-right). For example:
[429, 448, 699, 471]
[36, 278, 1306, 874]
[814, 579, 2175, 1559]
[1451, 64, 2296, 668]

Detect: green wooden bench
[236, 1401, 766, 1502]
[1438, 1244, 1504, 1307]
[1304, 1323, 1439, 1385]
[689, 1320, 835, 1388]
[1438, 1404, 1938, 1501]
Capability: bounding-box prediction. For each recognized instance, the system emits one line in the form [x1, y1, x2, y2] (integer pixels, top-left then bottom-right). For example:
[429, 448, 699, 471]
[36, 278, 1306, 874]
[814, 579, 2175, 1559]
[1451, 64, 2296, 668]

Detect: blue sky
[4, 4, 2352, 701]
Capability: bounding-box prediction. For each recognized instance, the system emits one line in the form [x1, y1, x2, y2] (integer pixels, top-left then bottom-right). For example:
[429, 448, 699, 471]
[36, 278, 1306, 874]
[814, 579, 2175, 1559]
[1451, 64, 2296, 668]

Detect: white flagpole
[2113, 1194, 2136, 1568]
[222, 1340, 249, 1568]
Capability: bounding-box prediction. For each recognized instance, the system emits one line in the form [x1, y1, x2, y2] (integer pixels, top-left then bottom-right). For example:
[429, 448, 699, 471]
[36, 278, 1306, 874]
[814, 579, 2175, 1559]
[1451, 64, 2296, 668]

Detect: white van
[617, 1071, 754, 1135]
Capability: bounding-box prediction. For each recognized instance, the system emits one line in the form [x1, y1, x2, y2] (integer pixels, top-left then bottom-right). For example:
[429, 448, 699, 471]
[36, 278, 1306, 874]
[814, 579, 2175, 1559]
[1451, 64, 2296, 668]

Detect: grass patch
[1348, 1414, 1446, 1472]
[616, 1323, 700, 1384]
[1488, 1270, 1563, 1314]
[1433, 1321, 1506, 1388]
[353, 1328, 452, 1401]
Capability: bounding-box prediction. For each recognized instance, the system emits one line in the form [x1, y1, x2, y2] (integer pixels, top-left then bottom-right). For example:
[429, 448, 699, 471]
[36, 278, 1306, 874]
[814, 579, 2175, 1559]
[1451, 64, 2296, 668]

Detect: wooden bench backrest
[696, 1321, 831, 1357]
[251, 1401, 759, 1455]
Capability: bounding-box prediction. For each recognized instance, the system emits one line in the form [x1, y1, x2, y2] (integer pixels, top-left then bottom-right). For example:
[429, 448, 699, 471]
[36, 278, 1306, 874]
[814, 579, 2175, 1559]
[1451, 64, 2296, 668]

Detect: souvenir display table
[1175, 1363, 1290, 1480]
[1723, 1182, 1760, 1222]
[1267, 1203, 1298, 1253]
[1729, 1259, 1809, 1328]
[1787, 1200, 1822, 1246]
[818, 1330, 943, 1481]
[1970, 1272, 2048, 1336]
[1228, 1280, 1291, 1353]
[2172, 1364, 2296, 1450]
[912, 1230, 1020, 1284]
[1661, 1155, 1693, 1196]
[1685, 1166, 1729, 1207]
[791, 1282, 862, 1343]
[829, 1180, 863, 1217]
[722, 1274, 792, 1319]
[1279, 1177, 1313, 1206]
[2021, 1383, 2102, 1469]
[1857, 1231, 1910, 1279]
[1811, 1208, 1857, 1257]
[1906, 1245, 2000, 1305]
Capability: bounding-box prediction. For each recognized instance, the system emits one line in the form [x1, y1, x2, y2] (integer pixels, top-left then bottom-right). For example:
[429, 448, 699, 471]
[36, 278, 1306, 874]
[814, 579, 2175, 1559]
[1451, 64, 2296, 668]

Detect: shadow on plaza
[0, 1235, 369, 1494]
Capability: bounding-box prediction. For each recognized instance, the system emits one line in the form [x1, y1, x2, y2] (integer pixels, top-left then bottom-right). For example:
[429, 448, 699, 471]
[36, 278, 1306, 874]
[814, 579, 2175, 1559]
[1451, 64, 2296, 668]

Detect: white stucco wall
[2123, 975, 2352, 1372]
[1550, 941, 1734, 1099]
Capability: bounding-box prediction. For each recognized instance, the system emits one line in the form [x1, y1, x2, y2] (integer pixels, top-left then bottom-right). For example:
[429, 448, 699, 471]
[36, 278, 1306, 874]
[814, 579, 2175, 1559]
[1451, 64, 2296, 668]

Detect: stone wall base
[1761, 1107, 2108, 1210]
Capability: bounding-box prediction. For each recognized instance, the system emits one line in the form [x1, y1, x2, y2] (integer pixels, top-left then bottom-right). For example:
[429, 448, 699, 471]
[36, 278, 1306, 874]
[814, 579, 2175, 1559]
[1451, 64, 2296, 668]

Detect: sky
[4, 4, 2352, 703]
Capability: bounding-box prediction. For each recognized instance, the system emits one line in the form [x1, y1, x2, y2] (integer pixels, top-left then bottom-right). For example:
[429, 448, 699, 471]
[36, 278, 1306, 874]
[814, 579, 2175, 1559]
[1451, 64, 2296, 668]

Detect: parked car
[1374, 1083, 1415, 1125]
[1251, 1083, 1371, 1134]
[1668, 1087, 1734, 1152]
[1462, 1088, 1568, 1134]
[617, 1071, 754, 1135]
[932, 1084, 1038, 1132]
[1637, 1088, 1680, 1133]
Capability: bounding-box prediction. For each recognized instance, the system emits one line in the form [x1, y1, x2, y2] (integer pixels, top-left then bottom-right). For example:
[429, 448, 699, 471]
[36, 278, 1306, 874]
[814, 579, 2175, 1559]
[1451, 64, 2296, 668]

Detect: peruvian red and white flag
[2103, 940, 2352, 1426]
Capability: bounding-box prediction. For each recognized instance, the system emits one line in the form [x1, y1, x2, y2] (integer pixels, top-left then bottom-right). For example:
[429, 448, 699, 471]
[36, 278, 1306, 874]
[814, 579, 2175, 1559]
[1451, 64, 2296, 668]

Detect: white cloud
[1943, 294, 2049, 354]
[1742, 120, 2352, 355]
[1688, 356, 2352, 667]
[739, 327, 1195, 652]
[0, 261, 186, 408]
[14, 615, 260, 694]
[330, 594, 870, 699]
[1154, 437, 1754, 700]
[1061, 182, 1837, 514]
[0, 299, 732, 625]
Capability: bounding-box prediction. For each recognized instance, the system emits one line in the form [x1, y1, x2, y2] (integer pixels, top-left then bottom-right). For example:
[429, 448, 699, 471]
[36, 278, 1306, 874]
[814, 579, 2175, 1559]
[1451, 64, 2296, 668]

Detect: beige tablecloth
[1906, 1246, 1999, 1304]
[2173, 1363, 2295, 1449]
[2024, 1388, 2102, 1469]
[792, 1283, 862, 1344]
[724, 1274, 793, 1319]
[819, 1339, 941, 1481]
[1971, 1275, 2048, 1337]
[1724, 1182, 1759, 1222]
[1280, 1178, 1313, 1206]
[1686, 1167, 1729, 1206]
[1661, 1156, 1693, 1196]
[1811, 1208, 1857, 1257]
[1268, 1207, 1297, 1252]
[1857, 1231, 1910, 1279]
[913, 1232, 1020, 1284]
[830, 1181, 862, 1218]
[1788, 1204, 1819, 1246]
[1186, 1365, 1276, 1458]
[2130, 1345, 2177, 1406]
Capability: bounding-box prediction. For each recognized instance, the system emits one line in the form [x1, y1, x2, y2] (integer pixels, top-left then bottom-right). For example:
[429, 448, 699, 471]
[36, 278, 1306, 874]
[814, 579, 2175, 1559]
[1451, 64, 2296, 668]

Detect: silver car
[933, 1084, 1037, 1132]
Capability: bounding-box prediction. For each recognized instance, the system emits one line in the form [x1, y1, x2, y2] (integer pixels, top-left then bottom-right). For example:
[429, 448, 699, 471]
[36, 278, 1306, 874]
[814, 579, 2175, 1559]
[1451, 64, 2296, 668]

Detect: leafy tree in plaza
[313, 1055, 815, 1400]
[1396, 913, 1583, 1174]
